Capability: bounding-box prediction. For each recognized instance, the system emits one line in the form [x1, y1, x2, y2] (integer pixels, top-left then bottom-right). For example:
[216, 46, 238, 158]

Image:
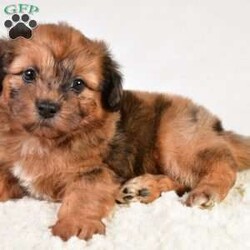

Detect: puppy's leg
[51, 167, 120, 241]
[186, 147, 237, 208]
[0, 170, 25, 201]
[186, 163, 236, 208]
[116, 174, 185, 204]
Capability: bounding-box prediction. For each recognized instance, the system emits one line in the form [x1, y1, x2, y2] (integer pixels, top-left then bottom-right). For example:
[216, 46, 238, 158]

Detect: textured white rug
[1, 170, 250, 250]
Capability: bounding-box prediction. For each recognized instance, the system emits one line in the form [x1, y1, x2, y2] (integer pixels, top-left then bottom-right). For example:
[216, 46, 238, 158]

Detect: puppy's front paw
[51, 218, 105, 241]
[185, 188, 218, 209]
[116, 175, 161, 204]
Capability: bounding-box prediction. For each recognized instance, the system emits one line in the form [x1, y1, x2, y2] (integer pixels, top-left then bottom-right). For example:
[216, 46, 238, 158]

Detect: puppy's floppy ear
[101, 51, 123, 112]
[0, 39, 12, 93]
[0, 40, 6, 93]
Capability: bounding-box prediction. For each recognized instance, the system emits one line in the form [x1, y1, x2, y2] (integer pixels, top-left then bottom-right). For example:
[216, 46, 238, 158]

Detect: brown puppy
[0, 23, 249, 241]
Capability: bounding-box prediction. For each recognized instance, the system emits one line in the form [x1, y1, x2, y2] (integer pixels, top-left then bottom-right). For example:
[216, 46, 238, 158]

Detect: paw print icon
[4, 14, 37, 39]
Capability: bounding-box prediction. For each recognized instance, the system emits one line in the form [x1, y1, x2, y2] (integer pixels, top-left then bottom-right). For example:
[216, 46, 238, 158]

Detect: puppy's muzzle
[36, 100, 60, 119]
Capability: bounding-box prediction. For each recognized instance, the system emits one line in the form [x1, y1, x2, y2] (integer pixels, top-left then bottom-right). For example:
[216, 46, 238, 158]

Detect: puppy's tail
[223, 131, 250, 171]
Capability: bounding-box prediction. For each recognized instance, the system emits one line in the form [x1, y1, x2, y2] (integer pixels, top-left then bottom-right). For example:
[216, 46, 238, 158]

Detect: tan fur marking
[0, 23, 249, 241]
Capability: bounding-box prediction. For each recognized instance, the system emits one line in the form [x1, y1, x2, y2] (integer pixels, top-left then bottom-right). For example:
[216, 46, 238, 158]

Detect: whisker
[57, 94, 65, 102]
[28, 118, 44, 134]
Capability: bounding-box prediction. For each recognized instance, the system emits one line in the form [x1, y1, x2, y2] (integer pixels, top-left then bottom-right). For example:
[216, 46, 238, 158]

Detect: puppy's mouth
[39, 119, 54, 128]
[22, 114, 83, 139]
[24, 119, 53, 131]
[22, 118, 62, 138]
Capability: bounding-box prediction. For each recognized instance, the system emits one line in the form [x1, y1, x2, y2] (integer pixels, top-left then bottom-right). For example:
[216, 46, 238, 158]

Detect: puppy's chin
[23, 122, 65, 139]
[35, 128, 64, 139]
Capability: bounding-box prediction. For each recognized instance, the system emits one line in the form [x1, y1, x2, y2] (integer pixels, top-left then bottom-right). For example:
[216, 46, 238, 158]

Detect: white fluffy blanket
[1, 170, 250, 250]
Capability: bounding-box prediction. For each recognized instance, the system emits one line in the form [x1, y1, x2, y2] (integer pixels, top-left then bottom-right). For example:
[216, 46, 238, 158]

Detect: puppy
[0, 23, 249, 241]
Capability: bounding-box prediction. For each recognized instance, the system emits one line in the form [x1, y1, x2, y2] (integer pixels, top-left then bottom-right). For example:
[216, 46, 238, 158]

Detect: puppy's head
[0, 23, 122, 138]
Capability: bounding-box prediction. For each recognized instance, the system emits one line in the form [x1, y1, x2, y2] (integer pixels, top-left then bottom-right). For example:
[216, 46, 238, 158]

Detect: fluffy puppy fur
[0, 23, 250, 240]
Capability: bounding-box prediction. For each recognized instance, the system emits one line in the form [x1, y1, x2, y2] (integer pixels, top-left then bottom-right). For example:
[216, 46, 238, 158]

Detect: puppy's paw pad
[4, 14, 37, 39]
[116, 176, 159, 204]
[117, 187, 151, 204]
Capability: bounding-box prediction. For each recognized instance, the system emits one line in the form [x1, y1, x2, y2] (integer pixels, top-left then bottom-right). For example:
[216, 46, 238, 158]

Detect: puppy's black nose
[36, 100, 60, 119]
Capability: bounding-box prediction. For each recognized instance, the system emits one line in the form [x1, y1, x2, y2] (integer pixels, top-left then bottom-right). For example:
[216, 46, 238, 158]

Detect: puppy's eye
[22, 68, 36, 83]
[71, 79, 85, 93]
